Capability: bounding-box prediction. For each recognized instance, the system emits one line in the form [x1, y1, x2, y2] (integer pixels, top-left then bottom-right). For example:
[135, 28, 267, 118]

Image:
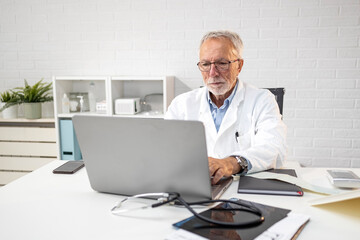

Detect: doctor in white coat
[165, 30, 287, 184]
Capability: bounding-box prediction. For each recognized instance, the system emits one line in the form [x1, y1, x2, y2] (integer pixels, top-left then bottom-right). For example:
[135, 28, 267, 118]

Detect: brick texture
[0, 0, 359, 167]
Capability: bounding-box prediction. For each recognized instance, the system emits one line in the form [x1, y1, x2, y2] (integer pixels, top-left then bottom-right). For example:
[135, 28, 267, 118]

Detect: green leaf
[16, 79, 53, 103]
[0, 90, 21, 112]
[0, 78, 53, 112]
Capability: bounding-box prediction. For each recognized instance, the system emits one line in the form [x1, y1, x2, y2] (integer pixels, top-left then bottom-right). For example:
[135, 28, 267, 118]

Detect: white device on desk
[114, 98, 140, 114]
[327, 170, 360, 188]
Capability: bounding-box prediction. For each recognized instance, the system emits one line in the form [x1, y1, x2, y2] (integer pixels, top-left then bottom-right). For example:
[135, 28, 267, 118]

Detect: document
[166, 229, 208, 240]
[254, 213, 310, 240]
[250, 170, 341, 195]
[308, 189, 360, 206]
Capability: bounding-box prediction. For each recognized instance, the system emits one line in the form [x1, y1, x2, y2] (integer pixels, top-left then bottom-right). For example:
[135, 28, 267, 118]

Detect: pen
[235, 131, 239, 143]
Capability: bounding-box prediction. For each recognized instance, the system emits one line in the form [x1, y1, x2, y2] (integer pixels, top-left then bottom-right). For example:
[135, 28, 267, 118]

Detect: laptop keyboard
[211, 183, 221, 191]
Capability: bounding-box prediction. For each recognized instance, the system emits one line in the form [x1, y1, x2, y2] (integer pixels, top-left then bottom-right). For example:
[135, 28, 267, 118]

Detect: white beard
[206, 76, 231, 96]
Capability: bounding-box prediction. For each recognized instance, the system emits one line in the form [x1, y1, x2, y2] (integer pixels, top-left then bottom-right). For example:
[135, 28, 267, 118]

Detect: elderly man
[165, 30, 286, 184]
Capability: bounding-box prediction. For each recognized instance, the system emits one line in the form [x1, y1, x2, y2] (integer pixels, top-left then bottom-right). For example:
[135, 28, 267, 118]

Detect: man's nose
[209, 63, 219, 77]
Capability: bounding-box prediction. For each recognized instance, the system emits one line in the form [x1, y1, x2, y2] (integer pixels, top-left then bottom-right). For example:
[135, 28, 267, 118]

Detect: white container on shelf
[61, 94, 70, 114]
[88, 81, 96, 113]
[96, 100, 107, 114]
[114, 98, 140, 115]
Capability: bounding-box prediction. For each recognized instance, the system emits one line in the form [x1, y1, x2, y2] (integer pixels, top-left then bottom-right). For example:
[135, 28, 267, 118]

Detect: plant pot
[24, 102, 42, 119]
[1, 104, 18, 119]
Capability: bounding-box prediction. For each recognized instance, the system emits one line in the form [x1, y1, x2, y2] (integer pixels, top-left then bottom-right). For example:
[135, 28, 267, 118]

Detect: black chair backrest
[265, 88, 285, 115]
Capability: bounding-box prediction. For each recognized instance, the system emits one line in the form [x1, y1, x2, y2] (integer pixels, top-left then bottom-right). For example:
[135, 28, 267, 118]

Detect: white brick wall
[0, 0, 359, 168]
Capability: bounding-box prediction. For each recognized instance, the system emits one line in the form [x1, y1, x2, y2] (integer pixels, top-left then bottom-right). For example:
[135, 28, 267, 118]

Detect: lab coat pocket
[236, 130, 252, 150]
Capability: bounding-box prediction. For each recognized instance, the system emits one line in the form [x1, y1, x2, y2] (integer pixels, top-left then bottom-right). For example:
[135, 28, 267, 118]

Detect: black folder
[237, 169, 303, 196]
[173, 199, 292, 240]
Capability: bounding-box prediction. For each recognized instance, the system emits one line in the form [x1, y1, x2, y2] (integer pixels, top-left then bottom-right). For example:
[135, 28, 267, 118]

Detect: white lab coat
[165, 80, 287, 173]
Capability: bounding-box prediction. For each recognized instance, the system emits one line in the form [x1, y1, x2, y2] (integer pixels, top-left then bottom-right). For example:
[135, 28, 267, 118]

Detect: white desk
[0, 160, 359, 240]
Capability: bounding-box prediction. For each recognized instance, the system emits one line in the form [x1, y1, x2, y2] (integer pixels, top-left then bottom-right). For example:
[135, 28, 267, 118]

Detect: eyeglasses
[197, 59, 240, 72]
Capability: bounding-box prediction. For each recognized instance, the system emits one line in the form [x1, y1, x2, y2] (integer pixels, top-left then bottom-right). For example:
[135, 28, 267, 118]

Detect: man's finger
[208, 158, 219, 176]
[212, 168, 224, 185]
[209, 163, 217, 176]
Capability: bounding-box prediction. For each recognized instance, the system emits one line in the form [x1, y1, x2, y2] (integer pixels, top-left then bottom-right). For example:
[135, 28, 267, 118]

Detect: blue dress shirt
[207, 81, 238, 132]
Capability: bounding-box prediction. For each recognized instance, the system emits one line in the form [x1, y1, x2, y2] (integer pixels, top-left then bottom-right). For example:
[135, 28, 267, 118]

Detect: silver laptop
[72, 115, 232, 202]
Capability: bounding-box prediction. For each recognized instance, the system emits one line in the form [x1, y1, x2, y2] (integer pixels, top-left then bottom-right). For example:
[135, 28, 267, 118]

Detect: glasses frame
[197, 59, 241, 72]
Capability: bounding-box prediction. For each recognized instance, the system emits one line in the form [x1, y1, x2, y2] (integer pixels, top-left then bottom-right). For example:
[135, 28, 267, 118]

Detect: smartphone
[327, 170, 360, 188]
[53, 161, 84, 174]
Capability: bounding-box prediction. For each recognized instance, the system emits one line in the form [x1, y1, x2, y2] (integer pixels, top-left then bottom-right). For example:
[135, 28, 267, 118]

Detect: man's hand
[208, 157, 241, 185]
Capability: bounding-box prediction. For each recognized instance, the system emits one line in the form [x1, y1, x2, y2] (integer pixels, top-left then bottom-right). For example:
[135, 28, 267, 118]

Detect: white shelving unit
[110, 76, 174, 117]
[53, 76, 174, 159]
[53, 76, 110, 117]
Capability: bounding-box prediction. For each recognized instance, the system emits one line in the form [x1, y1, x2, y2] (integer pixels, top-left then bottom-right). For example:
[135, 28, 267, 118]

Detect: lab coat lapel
[198, 88, 217, 142]
[217, 82, 245, 136]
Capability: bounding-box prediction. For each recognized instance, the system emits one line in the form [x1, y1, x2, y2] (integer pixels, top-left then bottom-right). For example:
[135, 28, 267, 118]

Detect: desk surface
[0, 161, 359, 240]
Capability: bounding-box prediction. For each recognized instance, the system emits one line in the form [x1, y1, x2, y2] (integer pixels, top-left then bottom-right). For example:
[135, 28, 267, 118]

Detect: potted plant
[0, 90, 21, 119]
[15, 79, 53, 119]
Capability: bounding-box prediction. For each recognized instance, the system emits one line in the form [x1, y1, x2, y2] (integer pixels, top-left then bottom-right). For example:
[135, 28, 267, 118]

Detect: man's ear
[238, 59, 244, 72]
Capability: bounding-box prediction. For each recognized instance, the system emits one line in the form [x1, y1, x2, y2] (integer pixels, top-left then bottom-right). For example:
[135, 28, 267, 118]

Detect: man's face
[199, 38, 243, 98]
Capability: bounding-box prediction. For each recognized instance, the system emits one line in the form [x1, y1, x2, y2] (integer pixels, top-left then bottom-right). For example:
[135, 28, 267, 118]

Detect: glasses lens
[198, 62, 210, 72]
[112, 198, 150, 214]
[215, 62, 230, 71]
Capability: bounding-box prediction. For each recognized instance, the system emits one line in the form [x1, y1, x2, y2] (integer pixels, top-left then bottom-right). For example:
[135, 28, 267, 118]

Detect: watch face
[238, 157, 248, 173]
[240, 157, 248, 168]
[231, 155, 248, 174]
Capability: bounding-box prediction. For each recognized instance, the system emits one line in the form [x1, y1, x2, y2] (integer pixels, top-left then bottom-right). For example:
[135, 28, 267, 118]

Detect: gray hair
[200, 30, 243, 58]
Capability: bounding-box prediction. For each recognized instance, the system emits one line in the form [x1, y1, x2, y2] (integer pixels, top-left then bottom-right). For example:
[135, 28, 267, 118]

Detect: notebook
[72, 115, 232, 202]
[237, 169, 303, 196]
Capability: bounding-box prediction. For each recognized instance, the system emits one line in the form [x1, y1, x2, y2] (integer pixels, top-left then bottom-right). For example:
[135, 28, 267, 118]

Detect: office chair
[265, 88, 285, 116]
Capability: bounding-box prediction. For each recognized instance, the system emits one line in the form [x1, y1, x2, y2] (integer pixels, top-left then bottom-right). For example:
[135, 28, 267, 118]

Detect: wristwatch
[231, 155, 248, 174]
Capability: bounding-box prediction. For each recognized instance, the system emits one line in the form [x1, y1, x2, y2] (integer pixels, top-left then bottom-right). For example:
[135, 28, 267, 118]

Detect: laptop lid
[72, 115, 230, 202]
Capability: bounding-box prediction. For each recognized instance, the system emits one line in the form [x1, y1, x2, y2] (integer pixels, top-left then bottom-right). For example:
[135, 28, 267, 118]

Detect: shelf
[53, 75, 174, 160]
[57, 112, 109, 118]
[110, 76, 174, 115]
[112, 113, 164, 118]
[58, 112, 163, 119]
[53, 76, 109, 115]
[0, 118, 55, 127]
[0, 118, 55, 123]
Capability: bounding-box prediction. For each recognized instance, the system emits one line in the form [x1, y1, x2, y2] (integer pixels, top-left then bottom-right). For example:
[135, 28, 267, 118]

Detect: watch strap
[231, 155, 248, 174]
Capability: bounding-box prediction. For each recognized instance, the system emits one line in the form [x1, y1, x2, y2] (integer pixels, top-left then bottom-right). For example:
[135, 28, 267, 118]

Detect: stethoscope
[111, 192, 265, 228]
